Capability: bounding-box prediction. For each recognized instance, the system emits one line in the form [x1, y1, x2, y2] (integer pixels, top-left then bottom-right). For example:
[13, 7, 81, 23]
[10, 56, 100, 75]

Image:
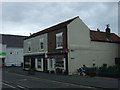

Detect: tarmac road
[2, 70, 98, 89]
[2, 67, 119, 90]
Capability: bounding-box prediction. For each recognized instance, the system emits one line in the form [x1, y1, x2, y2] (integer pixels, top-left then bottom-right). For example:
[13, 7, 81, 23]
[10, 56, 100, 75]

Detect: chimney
[29, 33, 32, 36]
[97, 28, 100, 32]
[105, 24, 111, 39]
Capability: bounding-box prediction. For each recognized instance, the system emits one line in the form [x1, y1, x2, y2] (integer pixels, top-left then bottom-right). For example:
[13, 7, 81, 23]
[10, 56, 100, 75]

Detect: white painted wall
[67, 17, 119, 75]
[68, 41, 119, 75]
[67, 17, 90, 49]
[67, 17, 90, 75]
[5, 48, 23, 66]
[24, 33, 48, 55]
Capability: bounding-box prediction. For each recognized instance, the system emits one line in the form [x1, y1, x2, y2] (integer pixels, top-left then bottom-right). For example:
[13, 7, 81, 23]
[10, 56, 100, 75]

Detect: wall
[68, 41, 119, 74]
[24, 33, 48, 55]
[5, 47, 23, 66]
[67, 17, 90, 75]
[48, 27, 67, 52]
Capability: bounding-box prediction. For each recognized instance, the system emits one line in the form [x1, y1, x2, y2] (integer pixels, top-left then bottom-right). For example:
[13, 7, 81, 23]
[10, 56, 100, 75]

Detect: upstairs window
[56, 32, 63, 49]
[39, 38, 44, 50]
[28, 42, 31, 52]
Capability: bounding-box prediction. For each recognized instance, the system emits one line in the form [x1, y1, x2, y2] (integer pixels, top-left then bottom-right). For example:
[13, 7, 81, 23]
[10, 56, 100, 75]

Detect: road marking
[17, 85, 30, 90]
[2, 82, 19, 90]
[2, 79, 30, 90]
[19, 79, 27, 81]
[2, 80, 10, 84]
[4, 71, 97, 89]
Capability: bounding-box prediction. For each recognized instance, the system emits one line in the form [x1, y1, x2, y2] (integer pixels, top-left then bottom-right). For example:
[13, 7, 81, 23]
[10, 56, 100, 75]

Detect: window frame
[56, 32, 63, 49]
[39, 38, 44, 50]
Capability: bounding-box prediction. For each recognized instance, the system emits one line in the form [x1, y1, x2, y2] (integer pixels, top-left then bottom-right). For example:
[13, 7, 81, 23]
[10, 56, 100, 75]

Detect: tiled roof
[25, 16, 79, 40]
[90, 30, 120, 43]
[0, 34, 27, 48]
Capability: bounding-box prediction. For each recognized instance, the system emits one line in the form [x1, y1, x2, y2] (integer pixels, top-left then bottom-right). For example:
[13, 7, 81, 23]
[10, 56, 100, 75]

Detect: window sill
[56, 47, 63, 49]
[39, 49, 44, 51]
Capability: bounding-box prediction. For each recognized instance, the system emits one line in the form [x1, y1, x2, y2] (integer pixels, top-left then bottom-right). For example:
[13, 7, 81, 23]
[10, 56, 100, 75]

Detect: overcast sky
[1, 2, 119, 36]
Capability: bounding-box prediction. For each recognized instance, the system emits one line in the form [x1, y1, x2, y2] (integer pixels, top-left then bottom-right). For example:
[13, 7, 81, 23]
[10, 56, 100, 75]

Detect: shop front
[47, 52, 68, 74]
[24, 54, 47, 72]
[0, 52, 6, 66]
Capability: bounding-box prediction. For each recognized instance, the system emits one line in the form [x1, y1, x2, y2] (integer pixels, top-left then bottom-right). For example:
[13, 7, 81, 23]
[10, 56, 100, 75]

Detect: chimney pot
[97, 28, 100, 32]
[106, 24, 110, 33]
[105, 24, 111, 39]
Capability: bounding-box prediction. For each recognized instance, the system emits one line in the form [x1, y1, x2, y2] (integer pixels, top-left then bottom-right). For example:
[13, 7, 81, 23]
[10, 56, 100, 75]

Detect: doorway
[2, 58, 5, 66]
[31, 58, 35, 69]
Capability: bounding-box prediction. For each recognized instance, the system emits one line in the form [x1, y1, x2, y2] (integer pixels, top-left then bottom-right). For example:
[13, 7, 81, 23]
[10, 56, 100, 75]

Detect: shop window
[37, 58, 42, 68]
[55, 58, 64, 67]
[25, 59, 31, 68]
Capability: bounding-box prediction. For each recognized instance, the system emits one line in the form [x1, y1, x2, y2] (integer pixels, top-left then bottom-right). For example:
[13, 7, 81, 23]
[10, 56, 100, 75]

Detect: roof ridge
[0, 34, 27, 37]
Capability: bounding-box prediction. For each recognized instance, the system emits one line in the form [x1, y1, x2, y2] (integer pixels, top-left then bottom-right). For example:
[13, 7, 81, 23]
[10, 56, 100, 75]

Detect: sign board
[0, 52, 6, 56]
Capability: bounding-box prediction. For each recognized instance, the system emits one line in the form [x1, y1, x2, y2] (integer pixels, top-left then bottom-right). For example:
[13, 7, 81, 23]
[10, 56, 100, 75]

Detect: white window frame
[56, 32, 63, 49]
[39, 38, 44, 50]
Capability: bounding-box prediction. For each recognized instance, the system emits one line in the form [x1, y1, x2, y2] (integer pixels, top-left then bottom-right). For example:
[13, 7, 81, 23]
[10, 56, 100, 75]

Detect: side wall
[67, 17, 90, 75]
[5, 48, 23, 66]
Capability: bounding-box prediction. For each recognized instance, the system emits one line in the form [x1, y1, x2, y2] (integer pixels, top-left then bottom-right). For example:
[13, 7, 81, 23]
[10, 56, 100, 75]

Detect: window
[37, 58, 42, 68]
[39, 38, 44, 50]
[28, 42, 31, 52]
[56, 32, 63, 49]
[25, 58, 31, 69]
[55, 58, 64, 67]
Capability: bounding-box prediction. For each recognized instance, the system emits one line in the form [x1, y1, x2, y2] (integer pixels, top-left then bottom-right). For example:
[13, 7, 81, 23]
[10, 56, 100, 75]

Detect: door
[31, 58, 35, 69]
[2, 58, 5, 66]
[43, 59, 48, 72]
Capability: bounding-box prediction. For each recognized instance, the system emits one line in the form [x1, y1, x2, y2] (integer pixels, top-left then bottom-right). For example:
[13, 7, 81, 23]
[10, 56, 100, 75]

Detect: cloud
[2, 2, 118, 36]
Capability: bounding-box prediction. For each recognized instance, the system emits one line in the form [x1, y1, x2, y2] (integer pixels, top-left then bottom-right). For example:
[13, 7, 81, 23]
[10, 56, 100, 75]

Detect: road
[2, 71, 99, 89]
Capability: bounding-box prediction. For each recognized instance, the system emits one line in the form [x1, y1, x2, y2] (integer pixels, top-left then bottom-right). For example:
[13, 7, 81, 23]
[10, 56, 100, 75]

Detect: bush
[86, 67, 98, 76]
[98, 65, 120, 78]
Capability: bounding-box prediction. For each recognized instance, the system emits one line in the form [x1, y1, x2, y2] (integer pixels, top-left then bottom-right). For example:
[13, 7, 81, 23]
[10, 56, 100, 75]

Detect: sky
[1, 2, 119, 36]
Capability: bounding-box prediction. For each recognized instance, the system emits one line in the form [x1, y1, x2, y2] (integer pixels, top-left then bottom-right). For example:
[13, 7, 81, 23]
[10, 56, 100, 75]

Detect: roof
[24, 16, 120, 43]
[25, 16, 79, 40]
[0, 34, 27, 48]
[90, 30, 120, 43]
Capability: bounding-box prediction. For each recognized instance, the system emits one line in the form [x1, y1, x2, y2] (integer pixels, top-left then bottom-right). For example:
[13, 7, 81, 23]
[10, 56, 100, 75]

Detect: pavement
[2, 67, 120, 90]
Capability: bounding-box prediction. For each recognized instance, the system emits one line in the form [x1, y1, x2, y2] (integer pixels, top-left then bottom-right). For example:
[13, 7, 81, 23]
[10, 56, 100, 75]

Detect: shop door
[44, 59, 48, 72]
[2, 58, 5, 66]
[31, 58, 35, 69]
